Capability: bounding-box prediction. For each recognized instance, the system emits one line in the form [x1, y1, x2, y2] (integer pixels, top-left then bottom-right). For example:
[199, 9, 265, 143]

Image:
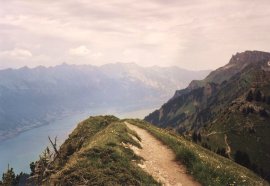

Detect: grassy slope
[126, 119, 269, 186]
[45, 116, 159, 186]
[201, 68, 270, 180]
[42, 115, 269, 185]
[203, 104, 270, 179]
[145, 62, 270, 181]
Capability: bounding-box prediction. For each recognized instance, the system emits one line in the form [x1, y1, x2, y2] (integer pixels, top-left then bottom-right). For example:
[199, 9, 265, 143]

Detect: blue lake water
[0, 107, 155, 174]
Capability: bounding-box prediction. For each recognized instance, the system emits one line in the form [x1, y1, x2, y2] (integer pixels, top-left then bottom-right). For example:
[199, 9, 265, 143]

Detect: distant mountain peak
[229, 50, 270, 65]
[19, 66, 30, 70]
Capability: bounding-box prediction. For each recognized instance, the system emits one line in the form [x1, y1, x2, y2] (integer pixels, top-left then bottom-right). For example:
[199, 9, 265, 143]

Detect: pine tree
[254, 90, 262, 102]
[197, 132, 202, 142]
[246, 90, 253, 102]
[30, 162, 35, 176]
[234, 151, 251, 168]
[192, 132, 198, 143]
[1, 165, 17, 186]
[267, 96, 270, 105]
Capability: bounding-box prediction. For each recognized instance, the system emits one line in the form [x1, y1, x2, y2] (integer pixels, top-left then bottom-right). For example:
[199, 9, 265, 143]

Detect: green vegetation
[145, 52, 270, 181]
[0, 166, 17, 186]
[0, 166, 28, 186]
[27, 114, 269, 185]
[30, 116, 159, 185]
[126, 119, 269, 186]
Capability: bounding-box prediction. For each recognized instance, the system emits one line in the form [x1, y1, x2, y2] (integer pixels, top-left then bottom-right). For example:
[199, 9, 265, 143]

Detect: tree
[262, 96, 266, 102]
[197, 132, 202, 142]
[246, 90, 253, 102]
[30, 162, 35, 176]
[234, 151, 251, 168]
[192, 132, 198, 143]
[202, 142, 211, 150]
[246, 106, 254, 114]
[15, 172, 29, 186]
[259, 109, 268, 117]
[267, 96, 270, 105]
[254, 90, 262, 102]
[216, 147, 227, 158]
[66, 144, 74, 157]
[1, 165, 17, 186]
[28, 136, 58, 185]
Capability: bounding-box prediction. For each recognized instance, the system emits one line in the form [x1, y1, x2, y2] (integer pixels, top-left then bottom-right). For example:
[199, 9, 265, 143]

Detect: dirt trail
[224, 134, 232, 159]
[125, 122, 201, 186]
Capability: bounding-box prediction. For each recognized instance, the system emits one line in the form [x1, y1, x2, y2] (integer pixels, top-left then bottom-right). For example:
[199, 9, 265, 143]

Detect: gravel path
[125, 122, 201, 186]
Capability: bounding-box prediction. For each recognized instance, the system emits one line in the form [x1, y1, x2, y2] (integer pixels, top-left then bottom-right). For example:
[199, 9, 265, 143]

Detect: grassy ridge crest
[35, 116, 159, 185]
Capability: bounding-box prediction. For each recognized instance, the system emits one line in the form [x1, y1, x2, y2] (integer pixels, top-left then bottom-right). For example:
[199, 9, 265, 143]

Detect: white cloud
[0, 0, 270, 70]
[0, 48, 32, 58]
[69, 45, 90, 56]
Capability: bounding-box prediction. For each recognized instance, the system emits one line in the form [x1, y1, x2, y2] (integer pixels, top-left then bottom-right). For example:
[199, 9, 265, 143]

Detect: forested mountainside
[145, 51, 270, 181]
[0, 63, 209, 141]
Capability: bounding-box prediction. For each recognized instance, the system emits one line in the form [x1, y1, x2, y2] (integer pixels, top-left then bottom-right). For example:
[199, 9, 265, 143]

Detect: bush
[246, 90, 253, 102]
[192, 132, 198, 143]
[259, 109, 269, 117]
[176, 148, 197, 169]
[255, 90, 262, 102]
[267, 96, 270, 105]
[216, 147, 227, 158]
[234, 150, 251, 168]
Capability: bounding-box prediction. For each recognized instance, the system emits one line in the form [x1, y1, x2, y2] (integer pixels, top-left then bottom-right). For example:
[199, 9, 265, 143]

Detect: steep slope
[28, 116, 159, 185]
[145, 50, 270, 181]
[0, 63, 209, 142]
[28, 116, 268, 185]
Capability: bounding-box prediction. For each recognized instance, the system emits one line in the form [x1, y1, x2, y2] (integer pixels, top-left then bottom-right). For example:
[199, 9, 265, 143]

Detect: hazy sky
[1, 0, 270, 70]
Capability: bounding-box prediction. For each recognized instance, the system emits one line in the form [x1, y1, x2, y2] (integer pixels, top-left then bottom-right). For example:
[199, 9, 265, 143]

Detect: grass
[126, 119, 269, 186]
[44, 116, 159, 186]
[204, 108, 270, 181]
[38, 115, 269, 185]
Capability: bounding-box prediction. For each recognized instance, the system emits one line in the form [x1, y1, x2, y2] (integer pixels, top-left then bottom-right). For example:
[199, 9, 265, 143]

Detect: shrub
[255, 90, 262, 102]
[234, 150, 251, 168]
[246, 90, 253, 102]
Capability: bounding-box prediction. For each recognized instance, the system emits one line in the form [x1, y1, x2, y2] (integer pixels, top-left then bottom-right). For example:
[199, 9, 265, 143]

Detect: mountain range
[1, 51, 270, 185]
[145, 50, 270, 181]
[0, 63, 209, 141]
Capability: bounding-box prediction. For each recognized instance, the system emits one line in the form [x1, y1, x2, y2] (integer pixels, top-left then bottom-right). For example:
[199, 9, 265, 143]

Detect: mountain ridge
[24, 116, 268, 185]
[145, 50, 270, 181]
[172, 50, 270, 99]
[0, 63, 210, 142]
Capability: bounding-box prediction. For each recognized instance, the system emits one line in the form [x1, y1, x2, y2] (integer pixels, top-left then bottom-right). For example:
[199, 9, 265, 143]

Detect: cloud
[92, 52, 103, 59]
[69, 45, 90, 56]
[0, 0, 270, 70]
[0, 48, 32, 58]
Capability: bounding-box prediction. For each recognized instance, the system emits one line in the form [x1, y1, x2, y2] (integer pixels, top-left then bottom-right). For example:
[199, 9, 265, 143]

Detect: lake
[0, 107, 156, 174]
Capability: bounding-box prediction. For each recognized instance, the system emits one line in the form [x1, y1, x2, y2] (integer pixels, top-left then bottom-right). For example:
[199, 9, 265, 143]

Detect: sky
[0, 0, 270, 70]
